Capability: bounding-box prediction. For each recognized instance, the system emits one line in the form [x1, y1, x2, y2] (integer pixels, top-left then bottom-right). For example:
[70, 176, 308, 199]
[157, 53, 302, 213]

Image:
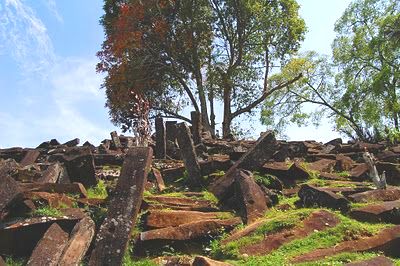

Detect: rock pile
[1, 120, 400, 265]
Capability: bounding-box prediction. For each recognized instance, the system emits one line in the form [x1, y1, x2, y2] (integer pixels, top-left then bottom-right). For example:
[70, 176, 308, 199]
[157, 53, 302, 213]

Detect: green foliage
[31, 206, 63, 218]
[87, 180, 108, 199]
[99, 0, 306, 135]
[252, 172, 274, 187]
[4, 257, 26, 266]
[203, 191, 219, 204]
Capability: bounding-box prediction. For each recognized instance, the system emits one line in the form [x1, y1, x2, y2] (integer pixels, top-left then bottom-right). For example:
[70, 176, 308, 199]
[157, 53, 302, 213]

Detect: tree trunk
[209, 89, 216, 136]
[222, 85, 232, 138]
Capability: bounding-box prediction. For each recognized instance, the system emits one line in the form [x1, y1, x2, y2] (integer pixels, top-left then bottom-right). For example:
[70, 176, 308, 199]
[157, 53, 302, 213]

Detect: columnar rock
[155, 117, 166, 159]
[62, 147, 96, 188]
[110, 131, 122, 149]
[191, 111, 202, 145]
[63, 138, 80, 147]
[38, 163, 63, 183]
[27, 223, 69, 266]
[58, 216, 95, 266]
[0, 174, 22, 219]
[210, 131, 278, 200]
[350, 200, 400, 224]
[176, 122, 203, 189]
[89, 147, 152, 266]
[165, 121, 177, 144]
[20, 149, 40, 167]
[234, 170, 268, 224]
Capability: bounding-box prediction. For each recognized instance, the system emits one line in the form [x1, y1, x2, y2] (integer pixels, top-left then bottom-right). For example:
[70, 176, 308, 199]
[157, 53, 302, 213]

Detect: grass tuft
[87, 180, 108, 199]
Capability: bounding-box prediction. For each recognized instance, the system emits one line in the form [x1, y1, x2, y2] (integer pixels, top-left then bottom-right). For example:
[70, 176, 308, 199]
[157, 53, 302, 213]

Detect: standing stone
[176, 123, 203, 190]
[191, 111, 202, 145]
[58, 216, 95, 266]
[110, 131, 122, 149]
[27, 223, 69, 266]
[155, 117, 166, 159]
[20, 149, 40, 167]
[166, 121, 178, 144]
[89, 147, 153, 266]
[152, 168, 166, 192]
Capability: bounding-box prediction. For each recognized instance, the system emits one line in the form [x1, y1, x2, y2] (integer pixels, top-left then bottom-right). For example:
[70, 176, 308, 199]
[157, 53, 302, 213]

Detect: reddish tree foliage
[97, 0, 176, 141]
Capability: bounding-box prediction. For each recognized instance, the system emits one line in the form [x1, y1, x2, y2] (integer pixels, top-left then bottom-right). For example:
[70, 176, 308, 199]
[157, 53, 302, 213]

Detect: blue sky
[0, 0, 351, 148]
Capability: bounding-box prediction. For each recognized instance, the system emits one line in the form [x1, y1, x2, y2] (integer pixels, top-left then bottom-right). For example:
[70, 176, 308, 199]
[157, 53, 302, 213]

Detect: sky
[0, 0, 352, 148]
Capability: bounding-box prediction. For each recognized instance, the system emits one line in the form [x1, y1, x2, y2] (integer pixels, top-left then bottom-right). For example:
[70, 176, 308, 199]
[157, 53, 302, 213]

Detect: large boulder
[298, 184, 350, 211]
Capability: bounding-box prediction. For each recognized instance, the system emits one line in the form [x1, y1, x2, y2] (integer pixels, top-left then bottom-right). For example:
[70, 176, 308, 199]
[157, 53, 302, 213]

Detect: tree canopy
[261, 0, 400, 141]
[97, 0, 306, 138]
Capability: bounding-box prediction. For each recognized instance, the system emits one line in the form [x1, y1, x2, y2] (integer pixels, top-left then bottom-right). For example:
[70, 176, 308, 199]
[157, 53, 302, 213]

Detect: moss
[337, 171, 351, 178]
[31, 206, 63, 217]
[300, 162, 320, 179]
[87, 180, 108, 199]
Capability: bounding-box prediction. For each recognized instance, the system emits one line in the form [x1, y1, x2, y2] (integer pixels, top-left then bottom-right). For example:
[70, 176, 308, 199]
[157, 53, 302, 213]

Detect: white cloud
[0, 0, 114, 147]
[0, 0, 55, 76]
[41, 0, 62, 22]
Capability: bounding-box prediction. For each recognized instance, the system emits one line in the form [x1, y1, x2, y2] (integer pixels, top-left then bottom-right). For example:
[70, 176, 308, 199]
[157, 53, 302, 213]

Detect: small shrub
[87, 180, 108, 199]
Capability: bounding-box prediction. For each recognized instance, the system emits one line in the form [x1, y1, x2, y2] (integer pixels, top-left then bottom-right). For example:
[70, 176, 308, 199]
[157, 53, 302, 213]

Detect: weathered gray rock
[345, 256, 394, 266]
[89, 147, 152, 266]
[176, 122, 203, 190]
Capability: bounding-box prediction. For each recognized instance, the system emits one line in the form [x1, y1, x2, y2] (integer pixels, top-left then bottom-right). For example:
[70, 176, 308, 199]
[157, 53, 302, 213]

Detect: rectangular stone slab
[58, 216, 95, 266]
[27, 223, 69, 266]
[20, 150, 40, 167]
[210, 131, 277, 200]
[176, 122, 202, 189]
[89, 147, 152, 266]
[155, 117, 166, 159]
[37, 163, 63, 183]
[0, 174, 22, 217]
[19, 183, 87, 198]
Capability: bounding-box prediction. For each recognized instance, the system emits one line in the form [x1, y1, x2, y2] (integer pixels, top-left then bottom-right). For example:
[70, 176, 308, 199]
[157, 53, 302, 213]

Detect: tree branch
[232, 73, 303, 118]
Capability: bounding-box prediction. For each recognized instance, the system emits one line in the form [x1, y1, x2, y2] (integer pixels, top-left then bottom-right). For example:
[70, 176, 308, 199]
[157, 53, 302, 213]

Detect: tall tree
[98, 0, 306, 137]
[261, 0, 400, 141]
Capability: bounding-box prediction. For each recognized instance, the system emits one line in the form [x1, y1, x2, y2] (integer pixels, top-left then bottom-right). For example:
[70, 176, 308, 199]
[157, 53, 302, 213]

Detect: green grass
[299, 162, 320, 179]
[237, 210, 388, 265]
[297, 252, 400, 266]
[202, 191, 219, 204]
[87, 180, 108, 199]
[210, 206, 388, 265]
[4, 257, 26, 266]
[337, 171, 351, 178]
[31, 206, 63, 217]
[211, 208, 314, 259]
